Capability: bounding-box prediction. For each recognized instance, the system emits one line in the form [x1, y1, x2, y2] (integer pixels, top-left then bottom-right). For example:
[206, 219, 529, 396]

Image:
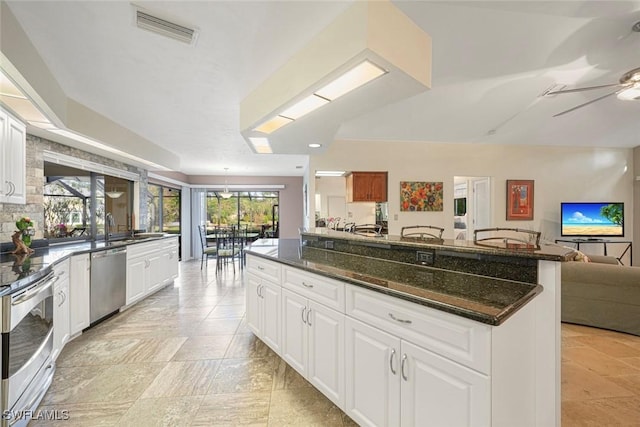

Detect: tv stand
[555, 238, 632, 266]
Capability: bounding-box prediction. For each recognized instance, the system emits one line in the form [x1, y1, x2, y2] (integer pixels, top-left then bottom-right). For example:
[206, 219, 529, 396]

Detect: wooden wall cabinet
[346, 172, 388, 202]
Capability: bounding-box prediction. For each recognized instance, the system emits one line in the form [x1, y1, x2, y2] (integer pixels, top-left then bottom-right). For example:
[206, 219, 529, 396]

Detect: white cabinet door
[345, 316, 401, 427]
[146, 252, 164, 293]
[400, 341, 490, 427]
[246, 274, 262, 336]
[69, 254, 90, 336]
[167, 245, 179, 280]
[246, 273, 281, 354]
[308, 300, 344, 408]
[126, 256, 147, 305]
[281, 288, 308, 376]
[0, 108, 26, 204]
[3, 116, 26, 204]
[53, 279, 70, 361]
[261, 279, 281, 354]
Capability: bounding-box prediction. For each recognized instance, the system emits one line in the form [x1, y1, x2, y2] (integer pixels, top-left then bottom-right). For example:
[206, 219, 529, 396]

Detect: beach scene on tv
[561, 202, 624, 237]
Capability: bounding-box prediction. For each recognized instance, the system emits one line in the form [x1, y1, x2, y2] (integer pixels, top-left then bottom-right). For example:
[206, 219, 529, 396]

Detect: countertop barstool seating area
[401, 225, 445, 240]
[197, 225, 217, 269]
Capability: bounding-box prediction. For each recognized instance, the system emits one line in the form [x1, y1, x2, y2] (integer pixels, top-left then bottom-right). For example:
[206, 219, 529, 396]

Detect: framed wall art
[506, 179, 534, 220]
[400, 181, 443, 212]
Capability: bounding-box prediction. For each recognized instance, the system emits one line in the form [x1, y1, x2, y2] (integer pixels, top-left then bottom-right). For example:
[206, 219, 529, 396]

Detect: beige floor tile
[573, 335, 640, 358]
[268, 386, 344, 426]
[562, 362, 635, 401]
[607, 374, 640, 396]
[209, 357, 276, 394]
[41, 365, 109, 405]
[188, 318, 242, 336]
[172, 335, 235, 361]
[224, 333, 278, 359]
[141, 360, 220, 398]
[620, 357, 640, 370]
[192, 392, 271, 426]
[119, 337, 188, 363]
[207, 304, 246, 319]
[31, 401, 133, 427]
[272, 357, 313, 391]
[563, 397, 640, 427]
[117, 396, 204, 427]
[563, 347, 640, 377]
[56, 337, 140, 367]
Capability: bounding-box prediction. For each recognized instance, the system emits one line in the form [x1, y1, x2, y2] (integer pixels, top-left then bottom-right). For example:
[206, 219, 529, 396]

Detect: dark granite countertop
[245, 239, 543, 326]
[0, 234, 179, 296]
[301, 228, 575, 262]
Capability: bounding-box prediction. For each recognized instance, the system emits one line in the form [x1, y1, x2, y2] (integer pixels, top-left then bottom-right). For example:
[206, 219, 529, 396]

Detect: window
[43, 162, 134, 241]
[147, 183, 181, 235]
[206, 191, 278, 236]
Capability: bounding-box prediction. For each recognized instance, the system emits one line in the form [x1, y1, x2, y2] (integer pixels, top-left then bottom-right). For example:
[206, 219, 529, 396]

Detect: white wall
[309, 140, 634, 245]
[314, 176, 376, 226]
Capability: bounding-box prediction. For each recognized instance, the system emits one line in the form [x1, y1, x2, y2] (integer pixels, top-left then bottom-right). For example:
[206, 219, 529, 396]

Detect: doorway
[453, 176, 491, 240]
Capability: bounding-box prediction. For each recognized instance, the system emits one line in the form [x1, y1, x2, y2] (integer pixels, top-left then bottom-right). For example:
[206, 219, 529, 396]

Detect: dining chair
[197, 225, 217, 269]
[401, 225, 445, 240]
[216, 226, 242, 273]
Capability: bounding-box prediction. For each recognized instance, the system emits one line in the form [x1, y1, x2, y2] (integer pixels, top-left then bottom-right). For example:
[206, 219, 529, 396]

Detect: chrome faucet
[105, 212, 115, 242]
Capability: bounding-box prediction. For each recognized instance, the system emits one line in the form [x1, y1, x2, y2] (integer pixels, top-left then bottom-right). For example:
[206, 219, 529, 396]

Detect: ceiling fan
[544, 67, 640, 117]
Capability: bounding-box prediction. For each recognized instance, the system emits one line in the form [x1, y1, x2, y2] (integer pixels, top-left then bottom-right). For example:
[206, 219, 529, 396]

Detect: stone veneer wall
[0, 134, 148, 244]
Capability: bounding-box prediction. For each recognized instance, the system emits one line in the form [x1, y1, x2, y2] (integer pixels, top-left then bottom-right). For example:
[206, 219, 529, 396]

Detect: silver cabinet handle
[306, 308, 312, 326]
[257, 266, 264, 271]
[302, 281, 314, 288]
[401, 354, 408, 381]
[7, 181, 14, 196]
[389, 348, 397, 375]
[259, 285, 264, 299]
[256, 284, 261, 297]
[301, 306, 307, 324]
[388, 313, 412, 324]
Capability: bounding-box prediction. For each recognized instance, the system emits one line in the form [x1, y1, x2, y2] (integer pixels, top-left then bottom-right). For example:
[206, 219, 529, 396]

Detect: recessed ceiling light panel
[315, 60, 387, 101]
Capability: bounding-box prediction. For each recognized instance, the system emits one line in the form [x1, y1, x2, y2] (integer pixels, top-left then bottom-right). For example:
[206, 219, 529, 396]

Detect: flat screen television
[561, 202, 624, 238]
[454, 198, 467, 216]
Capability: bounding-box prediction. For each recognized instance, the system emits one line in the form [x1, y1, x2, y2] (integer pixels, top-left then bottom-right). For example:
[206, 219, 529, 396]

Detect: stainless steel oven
[1, 268, 57, 427]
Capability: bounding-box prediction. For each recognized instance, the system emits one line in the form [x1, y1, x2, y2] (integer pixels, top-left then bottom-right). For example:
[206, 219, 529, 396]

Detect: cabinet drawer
[246, 256, 281, 283]
[346, 285, 490, 374]
[283, 267, 344, 312]
[53, 258, 70, 279]
[126, 241, 160, 259]
[159, 237, 178, 249]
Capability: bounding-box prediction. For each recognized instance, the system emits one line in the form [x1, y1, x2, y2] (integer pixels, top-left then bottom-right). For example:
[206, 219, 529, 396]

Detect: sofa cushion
[585, 254, 621, 265]
[561, 261, 640, 336]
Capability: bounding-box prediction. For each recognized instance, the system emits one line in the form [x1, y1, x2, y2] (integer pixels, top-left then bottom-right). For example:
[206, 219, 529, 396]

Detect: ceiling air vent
[135, 8, 198, 45]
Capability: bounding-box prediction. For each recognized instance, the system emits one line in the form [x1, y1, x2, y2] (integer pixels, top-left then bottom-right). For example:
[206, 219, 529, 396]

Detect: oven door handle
[11, 273, 57, 306]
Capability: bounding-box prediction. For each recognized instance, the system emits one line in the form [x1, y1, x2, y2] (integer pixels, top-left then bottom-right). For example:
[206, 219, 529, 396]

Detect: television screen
[454, 198, 466, 216]
[561, 202, 624, 237]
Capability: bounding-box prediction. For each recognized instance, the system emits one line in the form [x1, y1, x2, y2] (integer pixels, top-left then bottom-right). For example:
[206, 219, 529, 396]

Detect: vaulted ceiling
[5, 1, 640, 176]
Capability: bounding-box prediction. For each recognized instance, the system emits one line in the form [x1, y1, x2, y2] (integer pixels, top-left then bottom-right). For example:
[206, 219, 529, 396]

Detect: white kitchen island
[245, 235, 573, 427]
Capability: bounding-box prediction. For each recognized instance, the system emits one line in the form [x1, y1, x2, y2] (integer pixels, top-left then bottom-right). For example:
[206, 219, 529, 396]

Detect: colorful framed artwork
[400, 181, 443, 212]
[506, 180, 534, 220]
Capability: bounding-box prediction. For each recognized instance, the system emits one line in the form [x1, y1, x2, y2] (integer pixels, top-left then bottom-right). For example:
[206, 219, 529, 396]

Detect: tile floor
[31, 259, 640, 426]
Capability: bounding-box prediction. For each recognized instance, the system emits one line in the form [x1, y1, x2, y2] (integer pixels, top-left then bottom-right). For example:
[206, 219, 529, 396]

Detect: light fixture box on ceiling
[240, 0, 432, 155]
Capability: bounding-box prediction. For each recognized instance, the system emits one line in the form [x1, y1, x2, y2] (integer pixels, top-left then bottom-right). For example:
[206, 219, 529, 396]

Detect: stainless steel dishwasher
[90, 247, 127, 325]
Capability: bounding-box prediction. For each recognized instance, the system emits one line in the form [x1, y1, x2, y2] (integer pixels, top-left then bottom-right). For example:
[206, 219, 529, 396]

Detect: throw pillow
[573, 250, 591, 263]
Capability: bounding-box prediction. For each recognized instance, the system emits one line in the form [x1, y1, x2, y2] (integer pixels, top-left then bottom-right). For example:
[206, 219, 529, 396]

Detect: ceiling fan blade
[553, 90, 620, 117]
[545, 82, 625, 95]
